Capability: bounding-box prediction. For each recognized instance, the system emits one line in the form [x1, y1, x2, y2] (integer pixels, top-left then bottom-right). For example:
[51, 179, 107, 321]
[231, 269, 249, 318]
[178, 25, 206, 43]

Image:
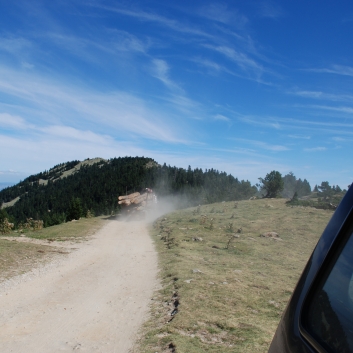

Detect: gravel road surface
[0, 219, 158, 352]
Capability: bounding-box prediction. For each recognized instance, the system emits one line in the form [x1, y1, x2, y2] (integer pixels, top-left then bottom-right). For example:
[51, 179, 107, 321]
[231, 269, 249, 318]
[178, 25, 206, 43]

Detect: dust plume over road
[0, 220, 158, 353]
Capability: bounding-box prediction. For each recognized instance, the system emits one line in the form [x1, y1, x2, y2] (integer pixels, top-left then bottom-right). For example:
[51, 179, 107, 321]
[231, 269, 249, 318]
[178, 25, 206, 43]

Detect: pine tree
[66, 197, 83, 221]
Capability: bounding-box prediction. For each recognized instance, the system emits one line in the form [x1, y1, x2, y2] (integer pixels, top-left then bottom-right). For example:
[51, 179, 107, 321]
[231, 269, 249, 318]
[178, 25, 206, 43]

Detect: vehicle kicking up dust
[0, 219, 158, 353]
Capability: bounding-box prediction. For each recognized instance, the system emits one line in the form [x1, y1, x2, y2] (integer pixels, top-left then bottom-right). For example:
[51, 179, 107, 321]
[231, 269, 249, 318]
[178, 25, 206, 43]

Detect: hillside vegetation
[0, 157, 257, 227]
[0, 156, 345, 230]
[136, 198, 334, 353]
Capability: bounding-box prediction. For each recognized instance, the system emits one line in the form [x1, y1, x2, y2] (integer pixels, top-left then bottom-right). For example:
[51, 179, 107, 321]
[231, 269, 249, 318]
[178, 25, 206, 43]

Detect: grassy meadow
[137, 198, 334, 353]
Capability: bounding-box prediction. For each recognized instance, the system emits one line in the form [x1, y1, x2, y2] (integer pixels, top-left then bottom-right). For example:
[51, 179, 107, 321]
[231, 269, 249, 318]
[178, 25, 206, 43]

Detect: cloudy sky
[1, 0, 353, 189]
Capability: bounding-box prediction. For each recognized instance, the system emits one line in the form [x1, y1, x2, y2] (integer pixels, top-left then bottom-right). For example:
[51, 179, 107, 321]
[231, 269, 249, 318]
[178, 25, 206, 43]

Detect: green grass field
[136, 198, 334, 353]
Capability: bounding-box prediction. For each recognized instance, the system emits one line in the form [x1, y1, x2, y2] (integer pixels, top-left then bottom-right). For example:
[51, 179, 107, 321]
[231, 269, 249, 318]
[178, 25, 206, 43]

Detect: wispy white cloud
[0, 132, 147, 179]
[239, 114, 353, 136]
[193, 58, 223, 73]
[42, 30, 149, 65]
[214, 114, 231, 122]
[291, 90, 353, 102]
[0, 113, 31, 130]
[234, 138, 289, 151]
[93, 4, 214, 39]
[271, 122, 281, 129]
[192, 57, 241, 78]
[162, 94, 203, 119]
[304, 147, 327, 152]
[198, 3, 248, 27]
[288, 134, 311, 140]
[0, 170, 21, 175]
[204, 44, 263, 74]
[109, 30, 150, 53]
[309, 65, 353, 77]
[0, 65, 187, 143]
[332, 137, 347, 142]
[150, 59, 182, 92]
[39, 125, 113, 145]
[0, 36, 32, 55]
[309, 105, 353, 115]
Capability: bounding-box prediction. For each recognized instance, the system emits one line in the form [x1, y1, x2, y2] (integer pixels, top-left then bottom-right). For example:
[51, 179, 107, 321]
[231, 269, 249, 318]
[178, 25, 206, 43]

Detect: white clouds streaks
[214, 114, 231, 122]
[92, 4, 214, 39]
[0, 113, 30, 130]
[204, 44, 263, 75]
[234, 138, 289, 151]
[0, 1, 352, 189]
[0, 66, 184, 143]
[309, 105, 353, 115]
[151, 59, 182, 92]
[292, 90, 353, 102]
[0, 36, 32, 55]
[309, 65, 353, 77]
[304, 147, 327, 152]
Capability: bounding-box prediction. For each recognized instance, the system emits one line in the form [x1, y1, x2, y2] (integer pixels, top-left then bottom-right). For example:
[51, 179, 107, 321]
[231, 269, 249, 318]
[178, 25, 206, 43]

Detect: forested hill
[0, 157, 257, 227]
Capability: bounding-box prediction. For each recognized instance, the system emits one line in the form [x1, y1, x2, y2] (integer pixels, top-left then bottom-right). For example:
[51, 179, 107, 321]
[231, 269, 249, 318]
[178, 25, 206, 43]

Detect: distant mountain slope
[0, 156, 257, 227]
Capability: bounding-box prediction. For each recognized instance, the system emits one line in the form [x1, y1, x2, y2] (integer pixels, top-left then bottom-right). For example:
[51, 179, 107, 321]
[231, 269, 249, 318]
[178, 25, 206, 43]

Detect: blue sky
[0, 1, 353, 189]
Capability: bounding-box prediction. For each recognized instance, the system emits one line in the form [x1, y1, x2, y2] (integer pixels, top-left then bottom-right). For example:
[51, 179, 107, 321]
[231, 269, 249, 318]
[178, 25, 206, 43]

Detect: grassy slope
[0, 216, 106, 281]
[22, 215, 107, 241]
[137, 198, 333, 353]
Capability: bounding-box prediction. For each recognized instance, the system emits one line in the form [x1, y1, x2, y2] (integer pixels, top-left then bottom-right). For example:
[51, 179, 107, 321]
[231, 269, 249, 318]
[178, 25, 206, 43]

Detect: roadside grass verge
[0, 240, 63, 281]
[11, 216, 106, 241]
[0, 216, 106, 281]
[138, 198, 333, 353]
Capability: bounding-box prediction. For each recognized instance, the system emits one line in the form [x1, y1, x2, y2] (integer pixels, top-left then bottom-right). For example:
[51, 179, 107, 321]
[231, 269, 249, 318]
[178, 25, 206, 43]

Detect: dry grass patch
[0, 216, 106, 282]
[137, 198, 334, 353]
[0, 240, 65, 281]
[16, 215, 106, 241]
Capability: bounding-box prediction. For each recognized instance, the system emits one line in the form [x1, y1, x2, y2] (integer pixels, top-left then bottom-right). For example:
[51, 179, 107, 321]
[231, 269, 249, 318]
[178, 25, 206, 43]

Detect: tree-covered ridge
[0, 160, 81, 203]
[0, 157, 257, 227]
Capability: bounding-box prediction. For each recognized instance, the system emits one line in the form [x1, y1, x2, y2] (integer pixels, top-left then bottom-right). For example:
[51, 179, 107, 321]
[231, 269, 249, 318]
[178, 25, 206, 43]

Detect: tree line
[1, 157, 342, 229]
[0, 157, 258, 228]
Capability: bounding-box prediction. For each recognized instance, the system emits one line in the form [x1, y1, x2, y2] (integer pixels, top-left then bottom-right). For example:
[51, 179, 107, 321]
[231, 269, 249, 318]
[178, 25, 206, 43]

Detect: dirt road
[0, 220, 158, 352]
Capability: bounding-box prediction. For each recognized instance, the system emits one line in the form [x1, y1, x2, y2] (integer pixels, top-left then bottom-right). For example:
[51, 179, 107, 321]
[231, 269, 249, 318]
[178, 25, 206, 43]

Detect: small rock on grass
[192, 237, 203, 241]
[269, 300, 280, 308]
[192, 269, 202, 273]
[260, 231, 281, 240]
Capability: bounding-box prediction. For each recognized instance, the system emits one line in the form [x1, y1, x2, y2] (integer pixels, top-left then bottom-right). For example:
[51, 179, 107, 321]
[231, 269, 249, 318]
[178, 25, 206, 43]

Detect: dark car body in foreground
[269, 184, 353, 353]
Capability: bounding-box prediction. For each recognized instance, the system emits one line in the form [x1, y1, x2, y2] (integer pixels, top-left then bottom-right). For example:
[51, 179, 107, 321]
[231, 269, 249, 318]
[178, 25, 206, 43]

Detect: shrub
[0, 218, 14, 234]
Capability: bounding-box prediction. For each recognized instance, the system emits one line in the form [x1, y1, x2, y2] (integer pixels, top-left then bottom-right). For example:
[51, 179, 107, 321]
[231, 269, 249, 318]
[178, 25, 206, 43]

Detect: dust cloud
[117, 195, 189, 224]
